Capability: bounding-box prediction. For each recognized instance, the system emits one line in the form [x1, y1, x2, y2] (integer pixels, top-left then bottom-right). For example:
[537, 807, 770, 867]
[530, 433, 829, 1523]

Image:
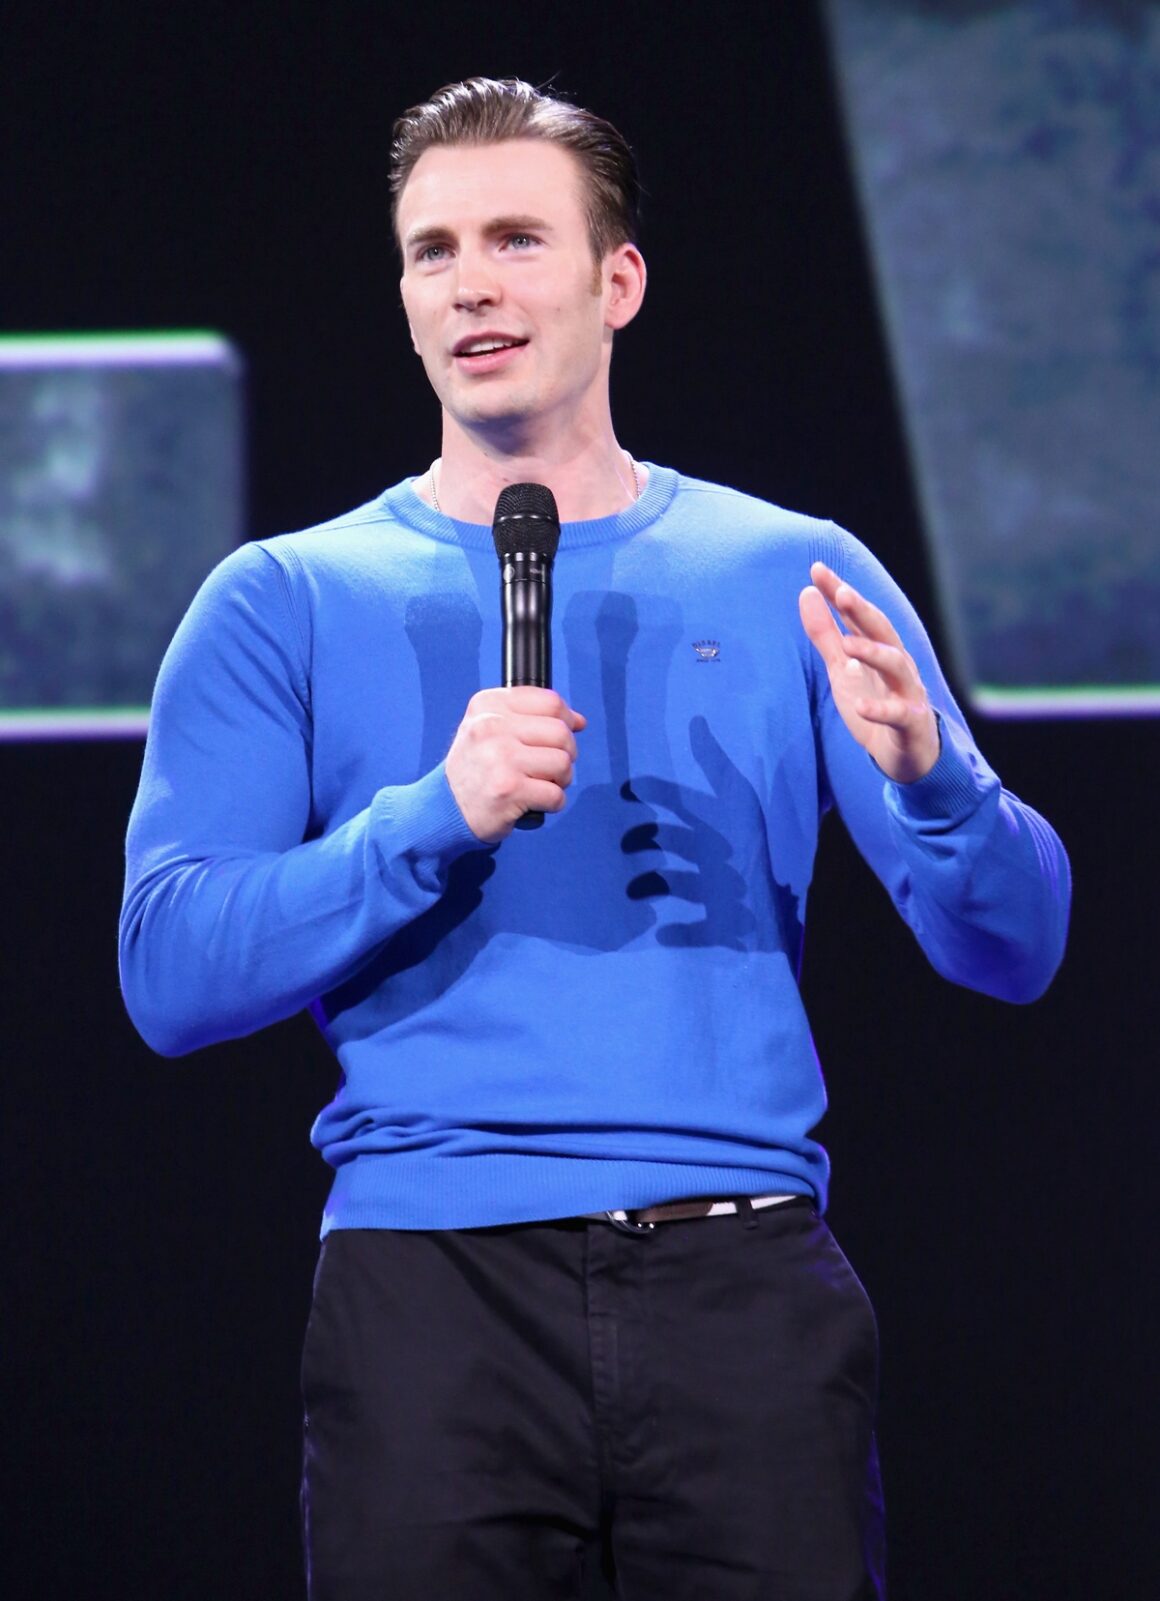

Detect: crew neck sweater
[120, 466, 1070, 1230]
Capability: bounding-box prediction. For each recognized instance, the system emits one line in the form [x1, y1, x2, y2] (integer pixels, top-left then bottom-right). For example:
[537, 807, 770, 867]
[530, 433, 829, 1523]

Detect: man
[120, 77, 1070, 1600]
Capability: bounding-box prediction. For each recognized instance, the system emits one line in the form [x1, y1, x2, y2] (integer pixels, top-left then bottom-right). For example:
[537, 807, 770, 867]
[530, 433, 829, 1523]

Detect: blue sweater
[119, 466, 1070, 1230]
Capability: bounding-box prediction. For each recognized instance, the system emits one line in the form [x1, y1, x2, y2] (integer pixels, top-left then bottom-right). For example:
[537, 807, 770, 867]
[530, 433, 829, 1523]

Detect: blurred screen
[824, 0, 1159, 716]
[0, 332, 243, 738]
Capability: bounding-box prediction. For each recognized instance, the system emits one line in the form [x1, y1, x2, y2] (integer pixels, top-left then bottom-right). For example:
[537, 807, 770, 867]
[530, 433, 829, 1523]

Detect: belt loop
[735, 1195, 758, 1231]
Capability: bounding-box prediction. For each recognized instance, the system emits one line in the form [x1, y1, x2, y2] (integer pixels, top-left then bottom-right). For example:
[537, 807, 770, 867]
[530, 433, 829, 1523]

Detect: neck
[428, 413, 643, 523]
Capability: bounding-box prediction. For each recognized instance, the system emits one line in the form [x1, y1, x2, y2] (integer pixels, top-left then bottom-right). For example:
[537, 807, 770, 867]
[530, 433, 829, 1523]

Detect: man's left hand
[799, 560, 939, 785]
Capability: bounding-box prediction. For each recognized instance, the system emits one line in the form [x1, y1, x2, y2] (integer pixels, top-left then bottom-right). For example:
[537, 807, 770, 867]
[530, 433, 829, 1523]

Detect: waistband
[587, 1193, 811, 1233]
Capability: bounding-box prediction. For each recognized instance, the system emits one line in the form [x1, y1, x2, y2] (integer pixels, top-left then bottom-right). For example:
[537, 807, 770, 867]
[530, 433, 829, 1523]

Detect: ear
[398, 272, 422, 354]
[603, 243, 647, 332]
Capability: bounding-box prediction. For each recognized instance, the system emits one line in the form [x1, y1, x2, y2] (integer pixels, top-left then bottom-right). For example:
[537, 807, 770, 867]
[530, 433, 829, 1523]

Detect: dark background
[2, 3, 1152, 1598]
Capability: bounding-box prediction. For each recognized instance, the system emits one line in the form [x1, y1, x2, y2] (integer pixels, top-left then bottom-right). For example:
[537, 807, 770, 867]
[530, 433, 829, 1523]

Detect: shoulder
[185, 483, 442, 620]
[252, 486, 419, 579]
[172, 486, 422, 647]
[657, 468, 849, 567]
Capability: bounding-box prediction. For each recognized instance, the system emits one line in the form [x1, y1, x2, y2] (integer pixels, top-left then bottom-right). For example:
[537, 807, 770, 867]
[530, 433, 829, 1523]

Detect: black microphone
[491, 482, 561, 831]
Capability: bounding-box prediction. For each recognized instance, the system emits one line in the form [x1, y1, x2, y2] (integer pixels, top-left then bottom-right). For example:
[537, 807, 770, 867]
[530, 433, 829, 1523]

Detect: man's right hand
[445, 688, 587, 842]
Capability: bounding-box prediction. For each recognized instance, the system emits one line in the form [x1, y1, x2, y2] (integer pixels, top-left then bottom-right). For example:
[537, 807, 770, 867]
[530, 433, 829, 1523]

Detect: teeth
[461, 339, 519, 355]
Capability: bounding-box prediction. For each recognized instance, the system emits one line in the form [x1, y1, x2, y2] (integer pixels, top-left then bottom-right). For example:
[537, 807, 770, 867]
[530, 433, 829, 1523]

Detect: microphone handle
[500, 553, 552, 830]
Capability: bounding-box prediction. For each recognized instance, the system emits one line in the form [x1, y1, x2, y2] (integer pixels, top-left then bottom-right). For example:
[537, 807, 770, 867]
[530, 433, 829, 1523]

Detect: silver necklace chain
[429, 456, 641, 516]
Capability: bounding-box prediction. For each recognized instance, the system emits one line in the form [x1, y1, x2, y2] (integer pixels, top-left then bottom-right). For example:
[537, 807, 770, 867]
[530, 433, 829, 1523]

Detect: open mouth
[456, 337, 526, 355]
[453, 336, 529, 367]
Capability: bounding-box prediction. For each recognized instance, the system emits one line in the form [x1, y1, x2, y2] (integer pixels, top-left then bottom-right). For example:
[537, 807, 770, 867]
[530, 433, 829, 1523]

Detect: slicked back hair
[390, 77, 640, 263]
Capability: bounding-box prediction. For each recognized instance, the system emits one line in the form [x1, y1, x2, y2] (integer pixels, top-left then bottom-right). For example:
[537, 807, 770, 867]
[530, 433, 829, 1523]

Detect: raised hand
[445, 687, 587, 841]
[799, 560, 939, 784]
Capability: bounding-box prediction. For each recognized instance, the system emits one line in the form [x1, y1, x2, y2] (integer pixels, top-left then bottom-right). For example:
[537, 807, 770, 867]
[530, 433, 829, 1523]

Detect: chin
[453, 390, 537, 429]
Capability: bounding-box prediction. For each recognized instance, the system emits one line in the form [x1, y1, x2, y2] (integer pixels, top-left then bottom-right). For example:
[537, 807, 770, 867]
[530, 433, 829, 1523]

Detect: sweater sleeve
[118, 542, 482, 1057]
[810, 525, 1071, 1003]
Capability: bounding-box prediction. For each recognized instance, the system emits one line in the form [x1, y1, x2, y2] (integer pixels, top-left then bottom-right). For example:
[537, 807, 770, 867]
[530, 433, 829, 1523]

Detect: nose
[453, 248, 501, 313]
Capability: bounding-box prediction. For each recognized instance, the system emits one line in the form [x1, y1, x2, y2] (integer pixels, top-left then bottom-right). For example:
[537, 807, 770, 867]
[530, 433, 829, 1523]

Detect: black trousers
[300, 1202, 885, 1600]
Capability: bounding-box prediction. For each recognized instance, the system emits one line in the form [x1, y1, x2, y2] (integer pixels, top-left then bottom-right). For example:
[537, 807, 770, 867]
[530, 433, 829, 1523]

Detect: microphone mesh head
[492, 482, 561, 561]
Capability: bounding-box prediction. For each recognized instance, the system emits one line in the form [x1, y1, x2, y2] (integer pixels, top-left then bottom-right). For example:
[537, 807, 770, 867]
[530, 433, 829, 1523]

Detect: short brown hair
[390, 77, 640, 261]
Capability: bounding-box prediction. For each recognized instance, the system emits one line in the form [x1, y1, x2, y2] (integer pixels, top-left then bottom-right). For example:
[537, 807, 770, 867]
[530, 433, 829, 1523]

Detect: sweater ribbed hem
[319, 1152, 822, 1234]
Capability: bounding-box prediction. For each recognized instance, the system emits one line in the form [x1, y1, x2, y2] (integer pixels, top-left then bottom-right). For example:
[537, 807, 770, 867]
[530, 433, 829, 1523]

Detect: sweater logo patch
[692, 639, 721, 662]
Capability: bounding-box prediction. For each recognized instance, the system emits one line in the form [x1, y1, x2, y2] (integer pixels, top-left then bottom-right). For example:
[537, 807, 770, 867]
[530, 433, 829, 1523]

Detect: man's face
[397, 139, 622, 439]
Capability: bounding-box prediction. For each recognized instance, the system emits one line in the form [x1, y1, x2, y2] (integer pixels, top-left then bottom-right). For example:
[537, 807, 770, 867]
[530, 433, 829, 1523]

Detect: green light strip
[0, 331, 238, 368]
[972, 684, 1160, 718]
[0, 708, 150, 740]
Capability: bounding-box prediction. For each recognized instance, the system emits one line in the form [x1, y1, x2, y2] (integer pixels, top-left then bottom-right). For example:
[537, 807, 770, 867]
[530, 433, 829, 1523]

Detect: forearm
[880, 726, 1071, 1002]
[119, 764, 480, 1055]
[816, 526, 1071, 1002]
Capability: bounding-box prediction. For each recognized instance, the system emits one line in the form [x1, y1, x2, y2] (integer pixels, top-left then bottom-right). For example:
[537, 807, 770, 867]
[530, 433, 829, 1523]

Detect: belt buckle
[604, 1209, 655, 1235]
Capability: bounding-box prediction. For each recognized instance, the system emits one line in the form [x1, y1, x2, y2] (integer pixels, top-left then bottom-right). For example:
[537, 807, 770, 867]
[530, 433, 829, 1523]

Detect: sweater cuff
[885, 714, 989, 826]
[372, 761, 485, 869]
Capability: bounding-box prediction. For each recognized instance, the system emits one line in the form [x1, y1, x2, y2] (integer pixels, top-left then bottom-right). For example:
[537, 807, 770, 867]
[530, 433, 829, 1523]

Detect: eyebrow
[403, 214, 555, 251]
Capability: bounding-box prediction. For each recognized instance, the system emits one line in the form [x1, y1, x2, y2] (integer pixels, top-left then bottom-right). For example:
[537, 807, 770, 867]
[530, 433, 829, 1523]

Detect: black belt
[588, 1193, 814, 1233]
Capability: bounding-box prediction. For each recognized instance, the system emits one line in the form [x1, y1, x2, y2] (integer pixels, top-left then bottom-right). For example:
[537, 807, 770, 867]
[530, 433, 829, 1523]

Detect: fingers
[843, 683, 925, 729]
[802, 561, 939, 781]
[834, 627, 929, 734]
[468, 686, 587, 732]
[466, 709, 579, 763]
[803, 563, 921, 693]
[798, 583, 845, 668]
[837, 630, 920, 697]
[808, 561, 904, 646]
[446, 687, 586, 842]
